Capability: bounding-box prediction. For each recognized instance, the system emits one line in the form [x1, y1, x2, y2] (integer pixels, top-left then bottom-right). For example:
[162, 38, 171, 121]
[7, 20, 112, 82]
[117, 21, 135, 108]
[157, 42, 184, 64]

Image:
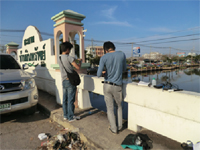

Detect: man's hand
[77, 59, 82, 65]
[77, 59, 82, 62]
[102, 71, 106, 77]
[72, 59, 82, 70]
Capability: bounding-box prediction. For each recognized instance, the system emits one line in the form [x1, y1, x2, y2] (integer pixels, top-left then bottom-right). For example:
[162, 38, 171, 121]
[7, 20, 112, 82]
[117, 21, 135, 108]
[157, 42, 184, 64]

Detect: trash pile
[37, 128, 88, 150]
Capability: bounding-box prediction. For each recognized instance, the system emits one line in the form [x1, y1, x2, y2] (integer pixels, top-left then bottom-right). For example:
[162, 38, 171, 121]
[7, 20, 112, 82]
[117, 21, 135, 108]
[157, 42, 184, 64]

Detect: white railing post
[77, 88, 92, 109]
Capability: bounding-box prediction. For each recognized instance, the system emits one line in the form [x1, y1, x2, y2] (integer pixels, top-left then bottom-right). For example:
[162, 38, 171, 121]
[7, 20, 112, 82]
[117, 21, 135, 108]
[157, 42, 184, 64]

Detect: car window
[0, 55, 21, 69]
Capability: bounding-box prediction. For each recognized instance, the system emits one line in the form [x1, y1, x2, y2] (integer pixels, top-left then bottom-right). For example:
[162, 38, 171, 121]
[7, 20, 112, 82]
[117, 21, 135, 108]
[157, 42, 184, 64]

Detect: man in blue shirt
[97, 41, 126, 134]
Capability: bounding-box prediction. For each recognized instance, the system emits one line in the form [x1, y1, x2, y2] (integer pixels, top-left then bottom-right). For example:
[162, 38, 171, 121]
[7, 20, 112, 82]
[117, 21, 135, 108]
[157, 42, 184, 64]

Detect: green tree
[0, 45, 6, 53]
[90, 56, 100, 66]
[194, 55, 200, 62]
[74, 40, 80, 58]
[86, 54, 94, 64]
[171, 56, 179, 62]
[161, 55, 173, 63]
[185, 55, 192, 60]
[126, 59, 130, 64]
[179, 57, 185, 63]
[161, 55, 169, 62]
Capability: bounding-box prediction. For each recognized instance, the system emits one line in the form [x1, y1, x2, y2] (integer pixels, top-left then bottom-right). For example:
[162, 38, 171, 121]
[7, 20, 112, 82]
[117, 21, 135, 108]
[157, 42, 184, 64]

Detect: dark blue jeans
[62, 80, 77, 120]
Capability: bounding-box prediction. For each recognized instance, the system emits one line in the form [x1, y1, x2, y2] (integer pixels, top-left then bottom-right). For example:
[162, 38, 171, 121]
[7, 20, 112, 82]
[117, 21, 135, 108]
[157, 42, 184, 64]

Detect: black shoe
[118, 128, 123, 133]
[108, 127, 118, 135]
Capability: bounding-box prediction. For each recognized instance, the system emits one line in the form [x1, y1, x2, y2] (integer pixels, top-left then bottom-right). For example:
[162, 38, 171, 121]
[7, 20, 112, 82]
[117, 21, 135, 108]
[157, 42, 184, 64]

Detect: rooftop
[5, 42, 19, 47]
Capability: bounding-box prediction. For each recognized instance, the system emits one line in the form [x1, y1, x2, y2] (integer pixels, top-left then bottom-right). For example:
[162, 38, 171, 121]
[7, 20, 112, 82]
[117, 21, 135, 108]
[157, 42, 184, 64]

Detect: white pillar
[77, 88, 92, 109]
[55, 71, 63, 105]
[69, 40, 76, 58]
[79, 34, 82, 59]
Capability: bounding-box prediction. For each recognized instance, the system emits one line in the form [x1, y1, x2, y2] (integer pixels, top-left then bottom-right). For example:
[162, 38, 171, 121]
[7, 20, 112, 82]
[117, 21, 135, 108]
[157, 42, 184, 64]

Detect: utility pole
[131, 43, 133, 66]
[150, 46, 151, 64]
[91, 38, 94, 67]
[178, 49, 179, 66]
[192, 46, 194, 64]
[169, 47, 171, 64]
[91, 38, 94, 57]
[192, 27, 195, 65]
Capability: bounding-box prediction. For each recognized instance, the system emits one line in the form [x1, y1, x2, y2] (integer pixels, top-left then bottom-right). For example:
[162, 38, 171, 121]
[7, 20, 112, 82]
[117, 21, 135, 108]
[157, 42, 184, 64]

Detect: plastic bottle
[88, 111, 92, 115]
[127, 70, 132, 83]
[152, 78, 156, 87]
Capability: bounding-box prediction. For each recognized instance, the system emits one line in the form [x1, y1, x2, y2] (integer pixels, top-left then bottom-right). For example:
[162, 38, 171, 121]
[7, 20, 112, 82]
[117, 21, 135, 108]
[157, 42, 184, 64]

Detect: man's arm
[71, 59, 82, 70]
[97, 57, 104, 77]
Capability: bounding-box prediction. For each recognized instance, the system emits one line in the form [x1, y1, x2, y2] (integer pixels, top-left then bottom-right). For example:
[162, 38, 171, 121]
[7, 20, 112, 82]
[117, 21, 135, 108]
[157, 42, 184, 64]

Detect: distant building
[188, 52, 197, 57]
[176, 52, 186, 57]
[142, 52, 162, 60]
[86, 46, 104, 58]
[5, 42, 19, 59]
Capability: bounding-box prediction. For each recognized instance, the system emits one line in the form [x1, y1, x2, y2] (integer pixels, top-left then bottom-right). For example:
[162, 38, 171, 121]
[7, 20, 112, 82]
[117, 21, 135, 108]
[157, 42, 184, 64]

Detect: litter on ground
[37, 128, 88, 150]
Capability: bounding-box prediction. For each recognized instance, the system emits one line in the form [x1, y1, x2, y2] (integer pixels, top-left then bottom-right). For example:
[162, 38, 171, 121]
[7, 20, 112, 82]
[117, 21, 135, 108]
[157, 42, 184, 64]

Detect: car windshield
[0, 55, 21, 69]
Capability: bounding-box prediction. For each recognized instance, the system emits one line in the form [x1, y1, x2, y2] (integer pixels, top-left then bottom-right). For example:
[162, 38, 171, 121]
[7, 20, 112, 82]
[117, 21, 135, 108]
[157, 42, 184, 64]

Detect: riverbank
[128, 64, 199, 73]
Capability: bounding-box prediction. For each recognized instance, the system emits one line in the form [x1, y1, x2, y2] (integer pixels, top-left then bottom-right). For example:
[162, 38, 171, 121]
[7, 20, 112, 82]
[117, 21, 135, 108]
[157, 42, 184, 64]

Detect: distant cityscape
[0, 43, 199, 62]
[85, 45, 198, 61]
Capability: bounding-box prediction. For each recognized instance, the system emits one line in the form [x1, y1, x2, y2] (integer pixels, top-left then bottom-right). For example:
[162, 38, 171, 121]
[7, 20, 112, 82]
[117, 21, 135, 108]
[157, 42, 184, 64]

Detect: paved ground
[39, 90, 183, 150]
[0, 109, 63, 149]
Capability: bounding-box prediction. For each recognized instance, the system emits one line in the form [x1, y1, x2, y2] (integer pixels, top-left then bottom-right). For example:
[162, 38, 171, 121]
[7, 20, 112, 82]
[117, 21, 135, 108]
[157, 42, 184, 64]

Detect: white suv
[0, 54, 38, 115]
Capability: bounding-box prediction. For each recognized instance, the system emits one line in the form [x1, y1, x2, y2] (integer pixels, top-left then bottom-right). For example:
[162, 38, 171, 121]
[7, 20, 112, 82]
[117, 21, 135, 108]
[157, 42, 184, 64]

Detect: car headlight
[21, 78, 35, 90]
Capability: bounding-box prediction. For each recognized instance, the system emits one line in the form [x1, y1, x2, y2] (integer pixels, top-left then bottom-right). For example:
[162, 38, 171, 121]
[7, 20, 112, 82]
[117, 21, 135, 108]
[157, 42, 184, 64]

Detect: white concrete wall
[17, 27, 56, 96]
[55, 71, 63, 105]
[77, 74, 200, 143]
[125, 83, 200, 143]
[25, 68, 56, 96]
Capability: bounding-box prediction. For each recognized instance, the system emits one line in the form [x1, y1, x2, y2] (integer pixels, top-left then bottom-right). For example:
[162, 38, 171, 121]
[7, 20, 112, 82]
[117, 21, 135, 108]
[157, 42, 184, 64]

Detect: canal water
[89, 67, 200, 120]
[128, 67, 200, 93]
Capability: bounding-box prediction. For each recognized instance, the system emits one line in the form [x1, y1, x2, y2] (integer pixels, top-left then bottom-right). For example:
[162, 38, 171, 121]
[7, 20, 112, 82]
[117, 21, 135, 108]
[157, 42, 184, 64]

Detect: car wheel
[24, 105, 37, 115]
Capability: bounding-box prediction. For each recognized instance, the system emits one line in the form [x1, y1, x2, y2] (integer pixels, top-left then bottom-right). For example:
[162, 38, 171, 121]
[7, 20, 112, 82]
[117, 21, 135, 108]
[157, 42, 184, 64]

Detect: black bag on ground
[59, 56, 81, 86]
[136, 133, 153, 150]
[121, 133, 153, 150]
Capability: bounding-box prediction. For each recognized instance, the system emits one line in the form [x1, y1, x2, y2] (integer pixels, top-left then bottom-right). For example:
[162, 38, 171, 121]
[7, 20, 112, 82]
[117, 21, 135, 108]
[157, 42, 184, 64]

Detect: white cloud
[97, 6, 133, 27]
[96, 21, 133, 27]
[149, 27, 175, 33]
[101, 6, 118, 20]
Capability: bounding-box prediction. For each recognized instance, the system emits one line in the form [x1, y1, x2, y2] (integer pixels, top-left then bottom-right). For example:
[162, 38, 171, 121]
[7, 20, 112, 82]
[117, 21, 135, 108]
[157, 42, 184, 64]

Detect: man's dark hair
[103, 41, 116, 52]
[60, 41, 73, 53]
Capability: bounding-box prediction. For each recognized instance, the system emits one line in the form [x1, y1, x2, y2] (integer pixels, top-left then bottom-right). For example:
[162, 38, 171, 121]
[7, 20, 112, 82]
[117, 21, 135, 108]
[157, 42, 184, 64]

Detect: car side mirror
[22, 64, 29, 70]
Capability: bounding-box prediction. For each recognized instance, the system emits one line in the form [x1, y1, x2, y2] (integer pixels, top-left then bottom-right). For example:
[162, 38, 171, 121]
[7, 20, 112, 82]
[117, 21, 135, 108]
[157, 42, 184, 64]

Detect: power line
[2, 28, 199, 44]
[171, 47, 199, 52]
[1, 40, 22, 43]
[126, 26, 200, 41]
[0, 29, 25, 32]
[1, 34, 23, 37]
[135, 33, 199, 43]
[1, 28, 199, 53]
[81, 37, 200, 52]
[142, 37, 200, 45]
[0, 29, 54, 36]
